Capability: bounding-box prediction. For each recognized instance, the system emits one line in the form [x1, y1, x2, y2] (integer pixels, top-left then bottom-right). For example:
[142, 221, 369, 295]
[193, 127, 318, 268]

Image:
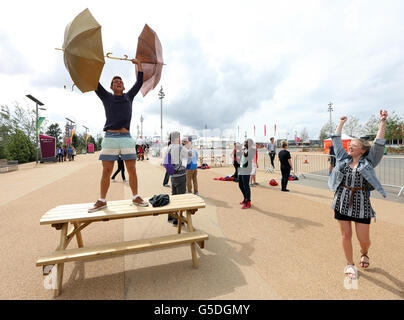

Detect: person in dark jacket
[238, 139, 255, 209]
[278, 140, 293, 192]
[111, 154, 126, 182]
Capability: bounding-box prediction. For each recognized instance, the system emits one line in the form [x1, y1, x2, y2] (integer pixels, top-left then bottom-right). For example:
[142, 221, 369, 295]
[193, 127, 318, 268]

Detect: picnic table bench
[36, 193, 208, 296]
[0, 159, 18, 173]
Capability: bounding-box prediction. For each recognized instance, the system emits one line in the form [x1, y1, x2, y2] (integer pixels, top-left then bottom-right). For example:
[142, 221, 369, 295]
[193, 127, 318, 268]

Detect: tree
[385, 111, 404, 142]
[72, 133, 79, 150]
[319, 121, 336, 143]
[299, 127, 309, 142]
[11, 103, 36, 140]
[95, 133, 103, 151]
[7, 129, 36, 163]
[343, 115, 362, 137]
[361, 114, 379, 138]
[46, 123, 63, 147]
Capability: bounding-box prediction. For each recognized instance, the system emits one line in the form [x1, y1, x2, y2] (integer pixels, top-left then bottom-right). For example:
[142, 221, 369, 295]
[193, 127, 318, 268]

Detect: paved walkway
[0, 154, 403, 299]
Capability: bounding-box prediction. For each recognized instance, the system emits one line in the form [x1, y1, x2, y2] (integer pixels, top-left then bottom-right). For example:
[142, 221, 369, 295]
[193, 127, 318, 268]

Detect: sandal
[344, 264, 358, 280]
[360, 251, 370, 269]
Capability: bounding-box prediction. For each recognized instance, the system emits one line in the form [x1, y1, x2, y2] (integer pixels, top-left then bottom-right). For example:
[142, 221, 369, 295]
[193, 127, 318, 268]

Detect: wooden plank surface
[36, 231, 209, 266]
[40, 194, 205, 225]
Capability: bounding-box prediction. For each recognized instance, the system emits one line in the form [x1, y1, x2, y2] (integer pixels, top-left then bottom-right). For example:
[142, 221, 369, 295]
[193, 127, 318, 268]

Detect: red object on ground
[269, 179, 278, 186]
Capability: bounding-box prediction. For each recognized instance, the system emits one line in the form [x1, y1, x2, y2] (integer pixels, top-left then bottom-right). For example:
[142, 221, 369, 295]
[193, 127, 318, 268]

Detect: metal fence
[291, 154, 404, 197]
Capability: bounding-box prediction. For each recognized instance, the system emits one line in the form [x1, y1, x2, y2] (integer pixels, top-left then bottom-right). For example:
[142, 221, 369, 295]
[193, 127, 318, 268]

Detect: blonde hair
[352, 138, 371, 157]
[281, 140, 288, 148]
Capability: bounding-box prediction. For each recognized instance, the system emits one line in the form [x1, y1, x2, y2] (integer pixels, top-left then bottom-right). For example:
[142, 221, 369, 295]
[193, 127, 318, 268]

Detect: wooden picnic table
[36, 193, 208, 296]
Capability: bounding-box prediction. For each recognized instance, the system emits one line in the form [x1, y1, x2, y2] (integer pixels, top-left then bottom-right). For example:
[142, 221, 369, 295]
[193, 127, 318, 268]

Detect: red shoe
[240, 200, 246, 205]
[242, 201, 251, 209]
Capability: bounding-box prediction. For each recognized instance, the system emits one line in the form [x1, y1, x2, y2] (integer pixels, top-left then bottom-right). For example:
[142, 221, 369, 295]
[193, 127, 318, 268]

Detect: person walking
[111, 154, 126, 182]
[278, 140, 293, 192]
[63, 146, 68, 161]
[162, 141, 171, 187]
[88, 58, 149, 213]
[231, 143, 241, 182]
[329, 110, 388, 280]
[267, 137, 276, 170]
[72, 147, 76, 161]
[165, 131, 189, 226]
[185, 138, 199, 195]
[68, 145, 73, 161]
[250, 147, 258, 186]
[57, 147, 63, 162]
[238, 138, 255, 209]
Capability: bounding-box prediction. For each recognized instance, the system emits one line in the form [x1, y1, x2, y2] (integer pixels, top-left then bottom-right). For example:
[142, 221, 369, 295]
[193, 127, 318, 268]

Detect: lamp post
[65, 118, 76, 147]
[26, 94, 45, 164]
[158, 86, 165, 153]
[83, 125, 89, 153]
[328, 102, 334, 136]
[140, 115, 144, 139]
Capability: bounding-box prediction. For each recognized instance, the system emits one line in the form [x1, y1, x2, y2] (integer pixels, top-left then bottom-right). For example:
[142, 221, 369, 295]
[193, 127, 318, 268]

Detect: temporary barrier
[294, 154, 404, 197]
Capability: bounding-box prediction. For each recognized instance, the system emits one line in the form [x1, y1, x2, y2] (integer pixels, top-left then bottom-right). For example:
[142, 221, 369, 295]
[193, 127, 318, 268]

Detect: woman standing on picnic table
[329, 110, 388, 280]
[238, 138, 256, 209]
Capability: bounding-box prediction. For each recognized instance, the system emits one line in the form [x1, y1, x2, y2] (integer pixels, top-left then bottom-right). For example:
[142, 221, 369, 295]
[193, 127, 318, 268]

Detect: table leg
[73, 222, 84, 248]
[186, 210, 198, 269]
[54, 223, 68, 297]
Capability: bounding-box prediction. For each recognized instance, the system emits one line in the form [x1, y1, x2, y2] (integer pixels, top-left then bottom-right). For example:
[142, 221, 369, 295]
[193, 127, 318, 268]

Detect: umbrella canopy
[62, 8, 105, 93]
[135, 24, 164, 97]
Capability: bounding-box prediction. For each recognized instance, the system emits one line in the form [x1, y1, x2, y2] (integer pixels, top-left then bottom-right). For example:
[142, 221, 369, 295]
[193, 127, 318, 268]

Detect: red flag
[274, 124, 277, 136]
[264, 124, 266, 136]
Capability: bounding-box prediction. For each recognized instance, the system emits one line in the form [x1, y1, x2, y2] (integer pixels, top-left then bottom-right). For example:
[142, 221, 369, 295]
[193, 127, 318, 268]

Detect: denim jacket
[328, 133, 386, 198]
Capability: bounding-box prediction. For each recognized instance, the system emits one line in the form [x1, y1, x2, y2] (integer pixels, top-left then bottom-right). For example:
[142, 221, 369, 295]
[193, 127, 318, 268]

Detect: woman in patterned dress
[329, 110, 388, 279]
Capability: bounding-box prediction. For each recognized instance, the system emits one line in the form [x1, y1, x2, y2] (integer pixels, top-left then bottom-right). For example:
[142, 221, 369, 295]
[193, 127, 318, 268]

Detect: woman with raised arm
[329, 110, 388, 280]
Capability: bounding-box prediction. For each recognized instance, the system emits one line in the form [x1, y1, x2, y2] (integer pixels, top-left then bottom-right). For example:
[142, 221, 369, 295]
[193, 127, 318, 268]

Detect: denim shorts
[99, 132, 137, 161]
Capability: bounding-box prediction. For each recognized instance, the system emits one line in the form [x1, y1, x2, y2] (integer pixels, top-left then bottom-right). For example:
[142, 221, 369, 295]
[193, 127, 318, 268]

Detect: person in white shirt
[267, 137, 276, 169]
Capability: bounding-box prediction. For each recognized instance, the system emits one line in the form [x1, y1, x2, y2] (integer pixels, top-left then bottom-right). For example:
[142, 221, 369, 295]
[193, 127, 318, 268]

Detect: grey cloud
[148, 34, 285, 131]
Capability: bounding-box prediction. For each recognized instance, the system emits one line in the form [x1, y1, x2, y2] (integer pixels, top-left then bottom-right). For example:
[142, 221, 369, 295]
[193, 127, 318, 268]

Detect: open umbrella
[135, 24, 164, 97]
[61, 8, 105, 93]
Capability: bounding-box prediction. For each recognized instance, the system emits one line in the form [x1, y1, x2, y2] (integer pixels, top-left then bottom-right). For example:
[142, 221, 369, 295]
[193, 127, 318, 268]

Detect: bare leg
[100, 160, 114, 199]
[355, 222, 371, 267]
[124, 159, 138, 196]
[338, 220, 354, 265]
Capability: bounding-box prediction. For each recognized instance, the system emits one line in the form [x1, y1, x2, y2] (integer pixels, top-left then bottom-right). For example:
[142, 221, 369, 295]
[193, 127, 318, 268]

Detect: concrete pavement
[0, 153, 403, 299]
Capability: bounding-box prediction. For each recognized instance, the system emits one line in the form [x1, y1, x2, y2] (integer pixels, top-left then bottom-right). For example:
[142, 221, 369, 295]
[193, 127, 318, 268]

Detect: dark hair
[111, 76, 122, 86]
[169, 131, 180, 143]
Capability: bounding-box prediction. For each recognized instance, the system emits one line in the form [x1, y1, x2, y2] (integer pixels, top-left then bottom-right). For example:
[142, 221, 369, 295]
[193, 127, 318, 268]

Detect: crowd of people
[82, 57, 390, 283]
[57, 145, 77, 162]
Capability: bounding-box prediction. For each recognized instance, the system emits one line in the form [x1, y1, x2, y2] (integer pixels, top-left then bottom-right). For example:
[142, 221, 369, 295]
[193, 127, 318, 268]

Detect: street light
[158, 86, 165, 153]
[83, 125, 89, 153]
[140, 115, 144, 138]
[65, 117, 76, 147]
[328, 102, 334, 136]
[26, 94, 45, 164]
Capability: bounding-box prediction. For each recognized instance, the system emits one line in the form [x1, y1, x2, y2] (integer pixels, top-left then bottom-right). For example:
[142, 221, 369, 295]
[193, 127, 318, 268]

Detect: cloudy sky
[1, 0, 404, 142]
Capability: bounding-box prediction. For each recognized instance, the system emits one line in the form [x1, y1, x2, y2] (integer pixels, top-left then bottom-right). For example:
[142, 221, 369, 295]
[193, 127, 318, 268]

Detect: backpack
[163, 146, 182, 176]
[163, 151, 175, 175]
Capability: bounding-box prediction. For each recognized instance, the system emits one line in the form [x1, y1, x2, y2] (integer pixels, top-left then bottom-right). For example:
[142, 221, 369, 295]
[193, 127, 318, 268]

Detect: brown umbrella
[135, 24, 164, 97]
[61, 8, 105, 93]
